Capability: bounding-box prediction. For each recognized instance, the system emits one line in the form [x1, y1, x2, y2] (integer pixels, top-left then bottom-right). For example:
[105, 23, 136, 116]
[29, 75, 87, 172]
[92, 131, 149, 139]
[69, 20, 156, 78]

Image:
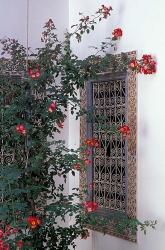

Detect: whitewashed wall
[1, 1, 165, 250]
[69, 1, 165, 250]
[0, 0, 69, 47]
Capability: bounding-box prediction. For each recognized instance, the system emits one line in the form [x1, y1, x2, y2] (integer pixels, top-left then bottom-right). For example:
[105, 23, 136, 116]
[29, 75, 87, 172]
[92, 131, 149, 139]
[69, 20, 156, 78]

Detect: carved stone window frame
[80, 51, 137, 242]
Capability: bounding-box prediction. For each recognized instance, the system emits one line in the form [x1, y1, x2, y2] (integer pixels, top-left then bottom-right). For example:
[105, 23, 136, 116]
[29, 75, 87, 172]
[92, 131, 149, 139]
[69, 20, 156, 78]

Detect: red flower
[112, 28, 123, 39]
[83, 158, 91, 165]
[140, 55, 156, 74]
[85, 139, 92, 146]
[129, 59, 140, 72]
[27, 216, 41, 229]
[3, 244, 9, 250]
[118, 125, 130, 136]
[101, 5, 112, 18]
[73, 163, 81, 171]
[84, 149, 91, 156]
[0, 230, 3, 239]
[85, 138, 100, 147]
[35, 70, 40, 78]
[28, 68, 41, 79]
[16, 240, 24, 249]
[0, 242, 9, 250]
[48, 102, 57, 113]
[130, 55, 157, 75]
[16, 124, 26, 135]
[142, 54, 152, 64]
[4, 225, 12, 237]
[83, 201, 98, 212]
[0, 240, 4, 248]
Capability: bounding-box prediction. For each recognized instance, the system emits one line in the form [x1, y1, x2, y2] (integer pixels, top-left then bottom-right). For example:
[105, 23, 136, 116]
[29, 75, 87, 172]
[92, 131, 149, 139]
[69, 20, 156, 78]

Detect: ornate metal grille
[0, 74, 22, 167]
[0, 72, 46, 205]
[0, 73, 45, 168]
[89, 74, 128, 213]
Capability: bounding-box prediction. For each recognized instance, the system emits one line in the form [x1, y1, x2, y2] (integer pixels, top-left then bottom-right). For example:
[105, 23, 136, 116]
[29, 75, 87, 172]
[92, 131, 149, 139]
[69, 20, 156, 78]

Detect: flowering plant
[129, 54, 156, 74]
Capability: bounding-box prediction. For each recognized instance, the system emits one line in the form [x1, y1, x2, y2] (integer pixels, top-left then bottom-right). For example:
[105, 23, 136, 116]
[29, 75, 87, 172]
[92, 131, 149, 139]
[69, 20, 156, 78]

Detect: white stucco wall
[69, 1, 165, 250]
[0, 0, 69, 48]
[1, 1, 165, 250]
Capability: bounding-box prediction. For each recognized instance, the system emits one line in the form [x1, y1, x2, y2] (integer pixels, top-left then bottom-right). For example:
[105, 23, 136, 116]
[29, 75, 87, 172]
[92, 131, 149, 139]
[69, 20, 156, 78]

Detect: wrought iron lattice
[91, 77, 128, 212]
[0, 72, 46, 205]
[0, 73, 46, 166]
[0, 74, 23, 167]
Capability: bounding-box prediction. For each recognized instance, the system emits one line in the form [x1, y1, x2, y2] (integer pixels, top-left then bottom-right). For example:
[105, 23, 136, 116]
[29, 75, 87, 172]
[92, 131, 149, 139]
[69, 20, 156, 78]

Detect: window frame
[80, 51, 137, 242]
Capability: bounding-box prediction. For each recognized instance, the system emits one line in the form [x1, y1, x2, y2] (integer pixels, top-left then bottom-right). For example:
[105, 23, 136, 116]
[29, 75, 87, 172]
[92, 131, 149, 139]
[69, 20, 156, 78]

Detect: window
[87, 72, 127, 213]
[80, 52, 137, 241]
